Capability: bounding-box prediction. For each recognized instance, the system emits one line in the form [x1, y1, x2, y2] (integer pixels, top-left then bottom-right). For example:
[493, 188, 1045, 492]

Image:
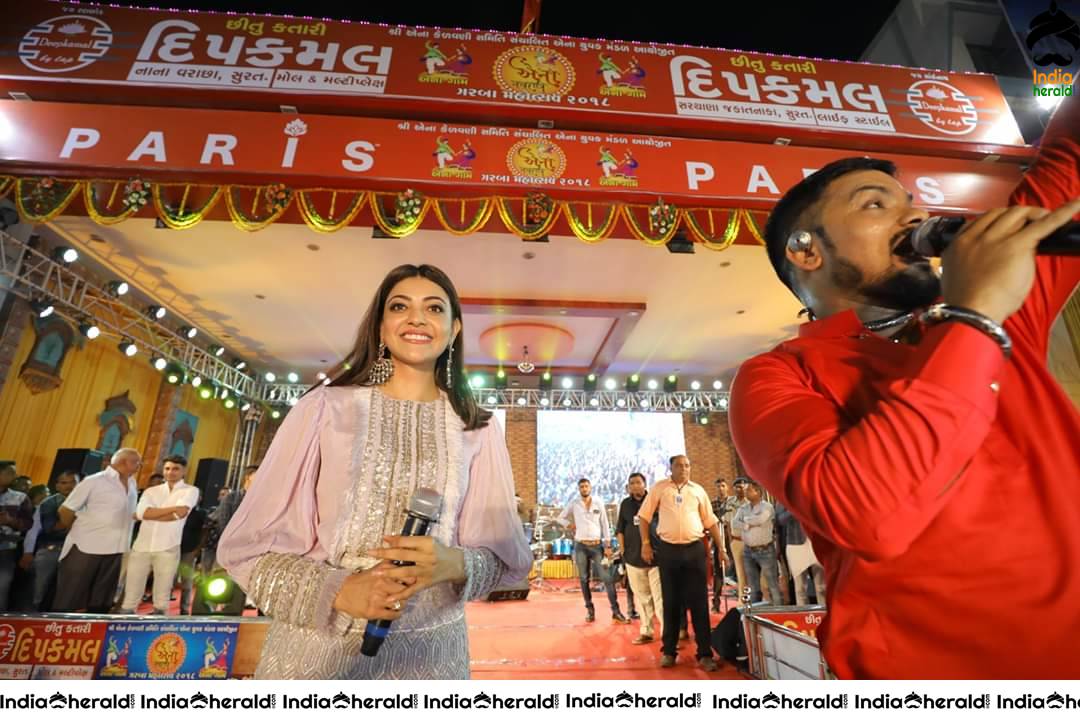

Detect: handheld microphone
[911, 215, 1080, 257]
[360, 487, 443, 658]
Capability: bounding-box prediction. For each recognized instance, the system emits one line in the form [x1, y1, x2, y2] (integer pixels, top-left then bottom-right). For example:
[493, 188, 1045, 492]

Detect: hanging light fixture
[517, 345, 535, 374]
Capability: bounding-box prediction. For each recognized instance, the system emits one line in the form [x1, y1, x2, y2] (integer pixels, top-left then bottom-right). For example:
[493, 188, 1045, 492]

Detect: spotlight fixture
[164, 362, 186, 385]
[232, 358, 247, 371]
[584, 373, 597, 392]
[696, 411, 710, 425]
[640, 398, 650, 408]
[271, 410, 282, 420]
[288, 397, 299, 407]
[713, 380, 723, 390]
[106, 281, 129, 297]
[486, 395, 497, 405]
[78, 321, 100, 339]
[316, 372, 327, 381]
[719, 397, 729, 410]
[470, 374, 485, 389]
[604, 377, 617, 391]
[539, 396, 550, 407]
[53, 246, 78, 264]
[616, 398, 627, 408]
[516, 396, 527, 406]
[561, 377, 573, 390]
[690, 380, 702, 391]
[199, 382, 215, 400]
[647, 378, 659, 391]
[219, 387, 231, 400]
[264, 372, 276, 383]
[287, 372, 300, 384]
[562, 398, 572, 407]
[223, 397, 237, 410]
[210, 345, 225, 358]
[118, 339, 137, 357]
[495, 369, 508, 390]
[539, 371, 552, 391]
[30, 298, 54, 318]
[664, 374, 678, 392]
[625, 374, 640, 393]
[589, 397, 600, 407]
[151, 356, 168, 371]
[683, 399, 694, 409]
[179, 325, 198, 339]
[241, 402, 252, 412]
[191, 376, 203, 388]
[517, 346, 535, 374]
[145, 305, 166, 321]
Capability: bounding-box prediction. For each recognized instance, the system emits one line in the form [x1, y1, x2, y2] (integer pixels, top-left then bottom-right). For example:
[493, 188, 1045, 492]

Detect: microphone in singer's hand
[911, 215, 1080, 257]
[360, 487, 443, 658]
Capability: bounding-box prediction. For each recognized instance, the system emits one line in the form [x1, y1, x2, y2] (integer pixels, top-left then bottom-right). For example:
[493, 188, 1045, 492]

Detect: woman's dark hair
[326, 264, 490, 430]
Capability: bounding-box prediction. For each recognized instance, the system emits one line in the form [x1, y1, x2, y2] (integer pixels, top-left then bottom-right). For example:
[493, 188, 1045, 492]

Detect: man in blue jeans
[557, 478, 629, 624]
[20, 471, 78, 610]
[732, 481, 782, 605]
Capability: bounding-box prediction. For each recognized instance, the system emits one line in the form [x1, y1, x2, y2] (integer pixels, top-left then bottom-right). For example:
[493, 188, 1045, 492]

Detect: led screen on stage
[536, 411, 686, 506]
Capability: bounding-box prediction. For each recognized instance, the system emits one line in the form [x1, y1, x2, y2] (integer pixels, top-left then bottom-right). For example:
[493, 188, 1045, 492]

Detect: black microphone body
[360, 488, 442, 657]
[912, 216, 1080, 257]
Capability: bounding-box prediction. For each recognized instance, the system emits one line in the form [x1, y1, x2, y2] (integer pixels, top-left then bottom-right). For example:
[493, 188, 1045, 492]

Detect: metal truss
[0, 229, 254, 396]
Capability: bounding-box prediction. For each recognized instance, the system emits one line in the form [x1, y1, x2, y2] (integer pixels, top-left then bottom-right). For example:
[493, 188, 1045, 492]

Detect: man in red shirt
[729, 94, 1080, 679]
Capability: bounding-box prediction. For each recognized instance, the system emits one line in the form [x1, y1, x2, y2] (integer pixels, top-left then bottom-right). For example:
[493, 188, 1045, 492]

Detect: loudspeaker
[193, 458, 229, 509]
[486, 582, 530, 602]
[49, 448, 106, 488]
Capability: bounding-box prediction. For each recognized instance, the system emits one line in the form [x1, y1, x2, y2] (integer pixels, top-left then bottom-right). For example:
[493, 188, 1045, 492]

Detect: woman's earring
[445, 343, 454, 386]
[368, 341, 394, 385]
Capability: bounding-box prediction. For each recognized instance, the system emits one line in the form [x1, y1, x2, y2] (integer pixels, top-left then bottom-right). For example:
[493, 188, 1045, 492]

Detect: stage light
[495, 369, 507, 390]
[210, 345, 225, 358]
[665, 374, 678, 392]
[561, 377, 573, 389]
[53, 246, 78, 264]
[640, 398, 650, 408]
[647, 379, 659, 391]
[683, 399, 693, 408]
[540, 396, 550, 406]
[151, 356, 168, 371]
[164, 363, 185, 385]
[223, 397, 236, 410]
[232, 358, 247, 371]
[697, 411, 710, 425]
[288, 397, 298, 407]
[486, 395, 497, 405]
[241, 402, 252, 412]
[199, 573, 235, 605]
[604, 377, 617, 391]
[470, 374, 485, 388]
[287, 372, 300, 383]
[190, 376, 203, 389]
[322, 377, 331, 386]
[719, 398, 729, 410]
[271, 410, 282, 420]
[713, 380, 723, 390]
[179, 325, 198, 339]
[516, 396, 527, 406]
[589, 397, 599, 407]
[79, 322, 100, 340]
[690, 380, 702, 391]
[118, 339, 137, 357]
[264, 372, 276, 383]
[584, 373, 597, 392]
[616, 398, 627, 408]
[316, 372, 327, 381]
[539, 371, 552, 391]
[625, 374, 640, 392]
[30, 298, 54, 318]
[106, 281, 129, 297]
[219, 388, 231, 400]
[146, 305, 166, 321]
[199, 384, 214, 400]
[562, 398, 572, 407]
[1037, 94, 1064, 111]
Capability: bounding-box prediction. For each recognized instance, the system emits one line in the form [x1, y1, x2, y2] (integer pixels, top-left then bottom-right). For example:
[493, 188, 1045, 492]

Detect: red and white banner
[0, 100, 1022, 211]
[0, 2, 1026, 157]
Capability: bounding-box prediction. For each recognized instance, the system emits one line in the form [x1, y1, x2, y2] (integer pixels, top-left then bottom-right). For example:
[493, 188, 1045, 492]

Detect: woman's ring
[391, 600, 402, 611]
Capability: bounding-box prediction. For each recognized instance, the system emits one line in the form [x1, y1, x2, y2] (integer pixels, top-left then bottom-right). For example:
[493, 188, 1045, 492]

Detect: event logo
[432, 136, 476, 178]
[1025, 1, 1080, 67]
[506, 139, 567, 181]
[597, 146, 639, 187]
[905, 79, 979, 136]
[198, 637, 231, 679]
[146, 632, 186, 676]
[419, 41, 473, 85]
[1033, 68, 1075, 100]
[0, 624, 14, 659]
[597, 53, 647, 98]
[98, 637, 131, 678]
[19, 15, 114, 74]
[493, 46, 576, 97]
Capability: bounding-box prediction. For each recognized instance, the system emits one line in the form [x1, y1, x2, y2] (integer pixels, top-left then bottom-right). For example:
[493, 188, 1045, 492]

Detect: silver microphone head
[407, 487, 443, 522]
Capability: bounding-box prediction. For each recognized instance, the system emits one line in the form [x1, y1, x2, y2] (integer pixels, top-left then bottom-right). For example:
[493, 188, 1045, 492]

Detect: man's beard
[831, 257, 940, 311]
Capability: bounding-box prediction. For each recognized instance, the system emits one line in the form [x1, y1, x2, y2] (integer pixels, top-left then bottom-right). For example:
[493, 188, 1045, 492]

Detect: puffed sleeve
[217, 387, 352, 633]
[455, 416, 533, 600]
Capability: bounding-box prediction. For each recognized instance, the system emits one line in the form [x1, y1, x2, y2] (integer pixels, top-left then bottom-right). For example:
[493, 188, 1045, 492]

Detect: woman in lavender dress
[218, 264, 532, 679]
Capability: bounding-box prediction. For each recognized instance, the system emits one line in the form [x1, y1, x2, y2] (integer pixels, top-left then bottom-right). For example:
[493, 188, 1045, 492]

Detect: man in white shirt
[120, 455, 199, 615]
[557, 478, 629, 624]
[53, 449, 141, 613]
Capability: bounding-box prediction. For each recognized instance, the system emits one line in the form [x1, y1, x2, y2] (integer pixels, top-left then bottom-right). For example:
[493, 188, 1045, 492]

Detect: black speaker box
[49, 448, 106, 488]
[193, 458, 230, 509]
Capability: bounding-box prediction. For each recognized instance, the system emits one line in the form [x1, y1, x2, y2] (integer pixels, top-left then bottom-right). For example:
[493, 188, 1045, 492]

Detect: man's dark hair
[764, 157, 897, 296]
[28, 485, 48, 501]
[577, 477, 590, 486]
[162, 455, 187, 468]
[628, 472, 646, 483]
[0, 462, 15, 474]
[669, 455, 687, 467]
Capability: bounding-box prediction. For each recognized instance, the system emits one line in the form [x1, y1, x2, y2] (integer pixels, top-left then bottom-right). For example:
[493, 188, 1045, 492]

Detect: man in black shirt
[616, 473, 663, 645]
